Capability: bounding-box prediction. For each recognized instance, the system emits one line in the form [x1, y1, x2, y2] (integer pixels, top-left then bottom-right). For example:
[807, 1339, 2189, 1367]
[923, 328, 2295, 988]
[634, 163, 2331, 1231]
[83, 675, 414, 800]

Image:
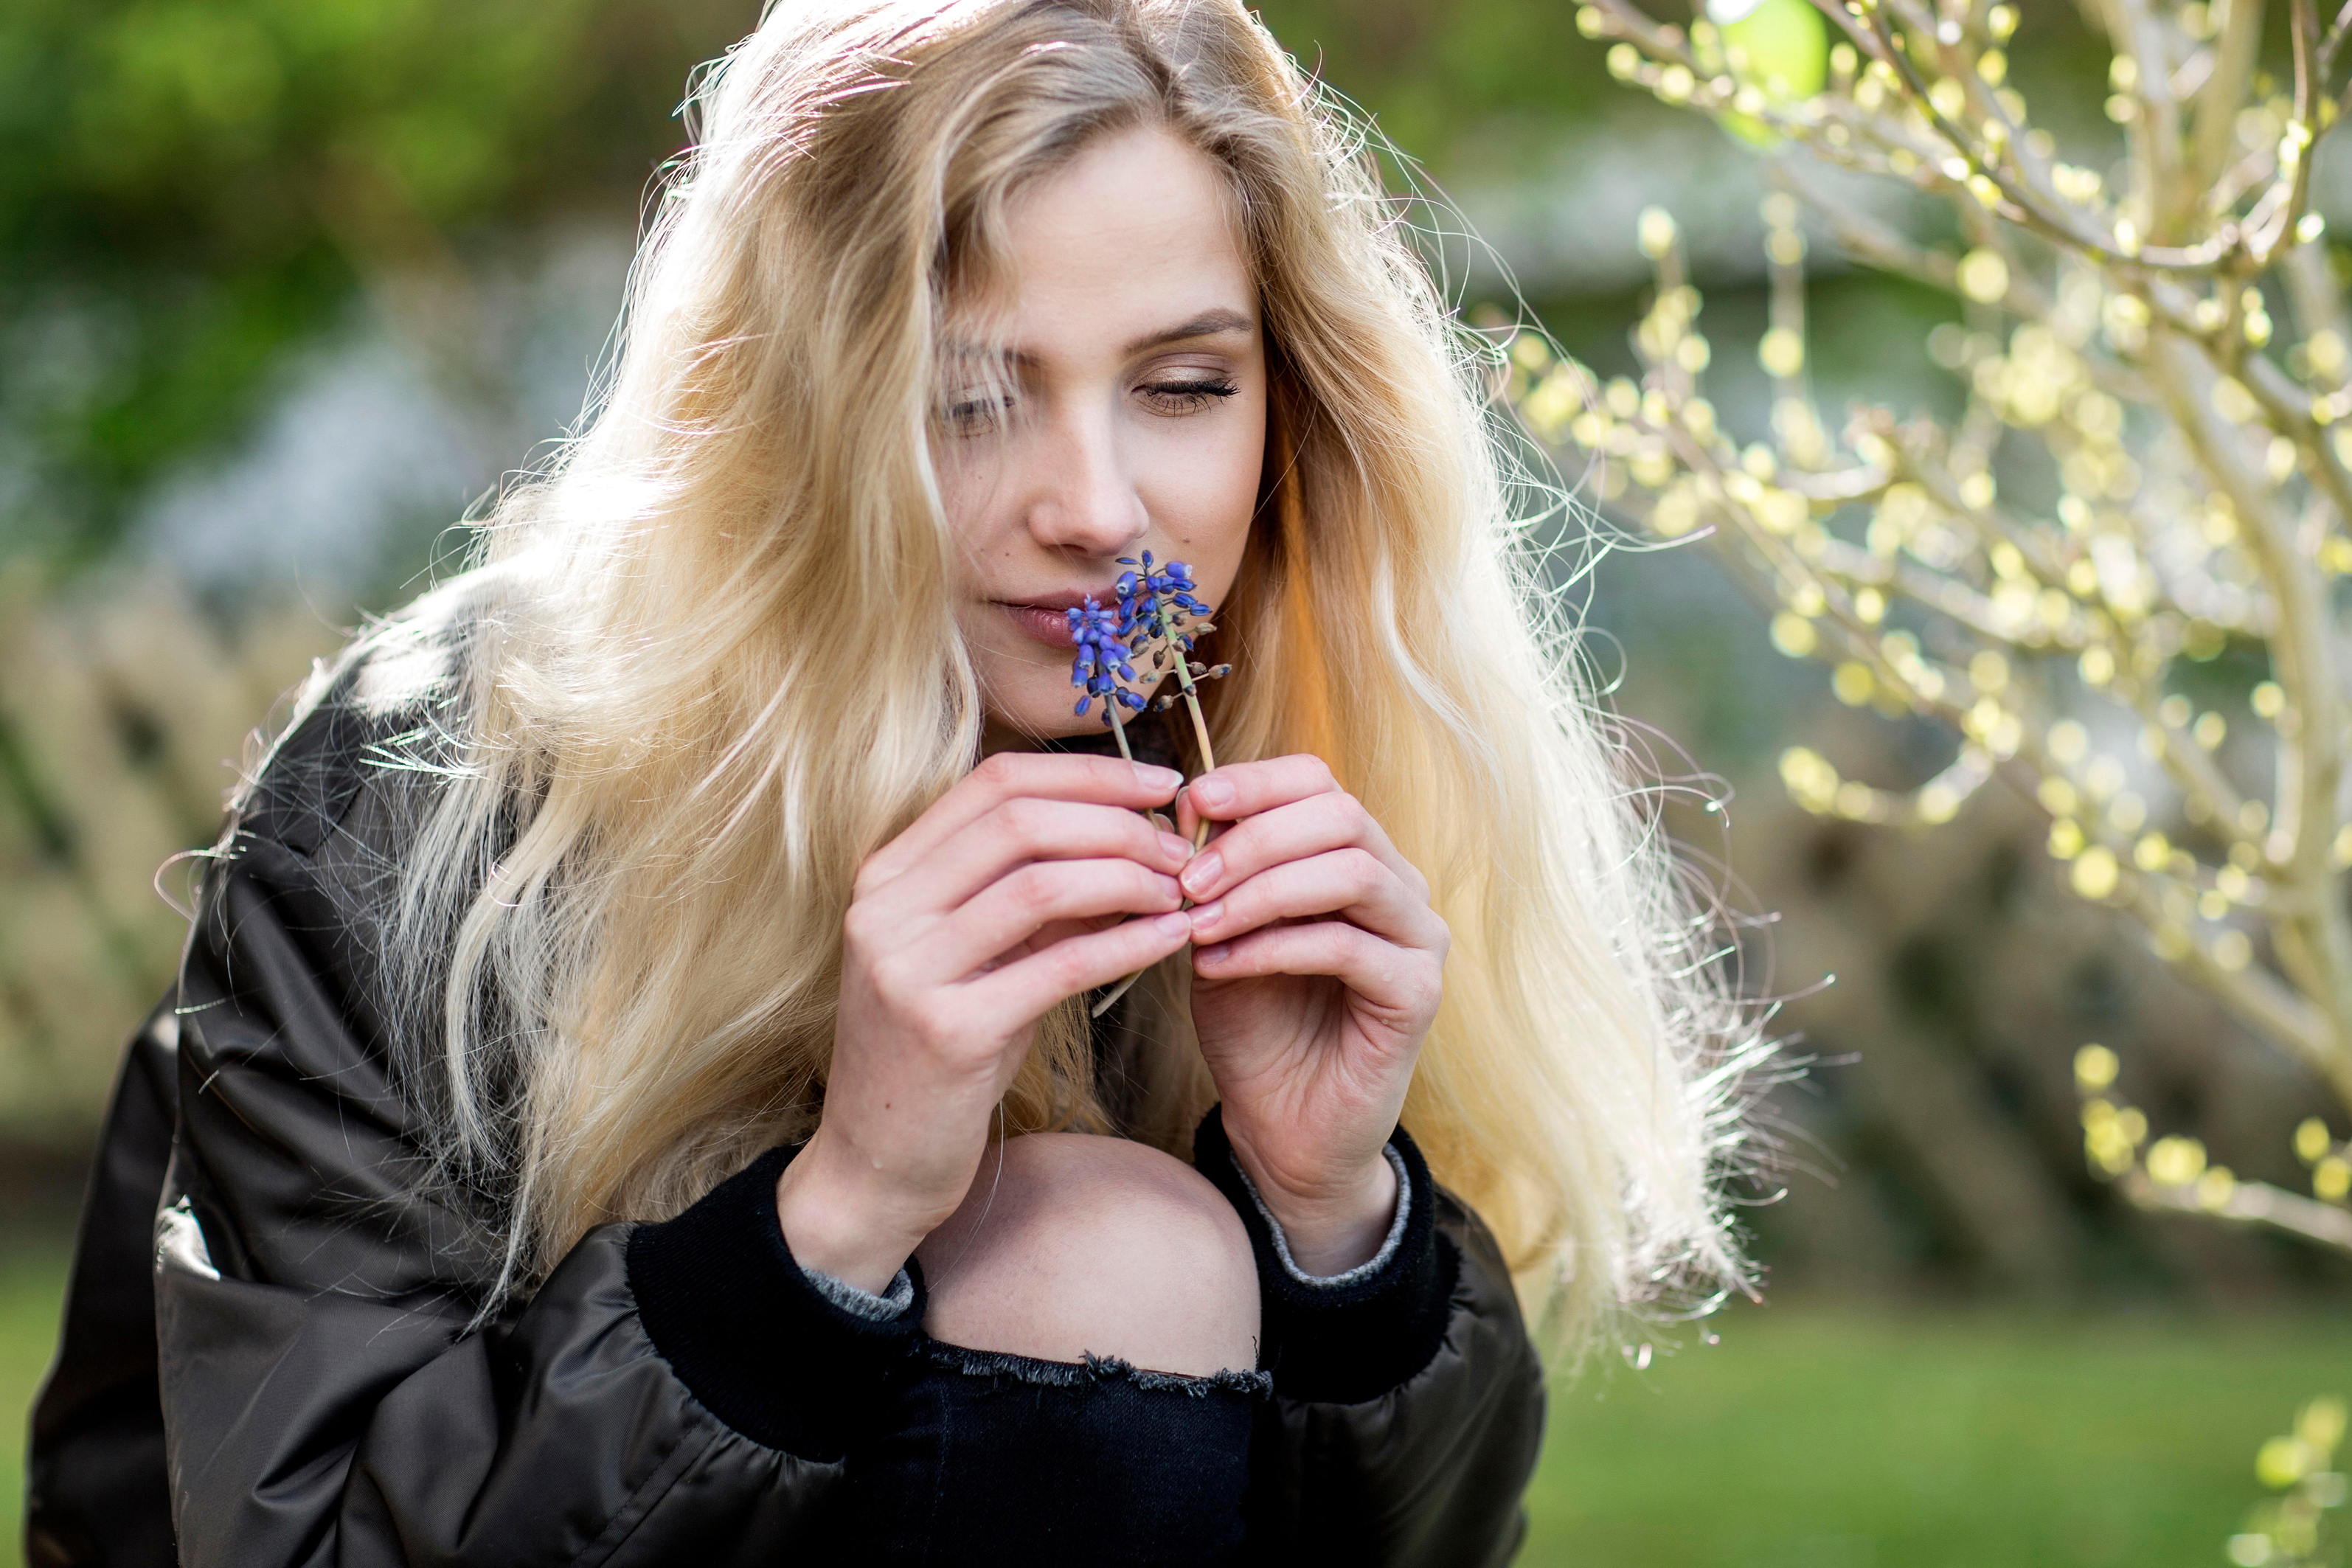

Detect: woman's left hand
[1174, 756, 1448, 1274]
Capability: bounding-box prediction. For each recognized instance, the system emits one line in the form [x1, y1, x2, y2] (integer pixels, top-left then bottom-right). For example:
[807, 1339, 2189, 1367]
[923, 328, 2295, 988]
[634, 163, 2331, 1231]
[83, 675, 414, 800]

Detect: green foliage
[0, 0, 749, 566]
[1250, 0, 1619, 169]
[1715, 0, 1828, 145]
[0, 0, 1639, 573]
[1717, 0, 1828, 102]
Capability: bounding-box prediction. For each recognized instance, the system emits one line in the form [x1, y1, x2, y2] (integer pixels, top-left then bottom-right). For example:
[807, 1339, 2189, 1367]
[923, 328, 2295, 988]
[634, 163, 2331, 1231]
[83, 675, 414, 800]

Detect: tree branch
[2121, 1169, 2352, 1255]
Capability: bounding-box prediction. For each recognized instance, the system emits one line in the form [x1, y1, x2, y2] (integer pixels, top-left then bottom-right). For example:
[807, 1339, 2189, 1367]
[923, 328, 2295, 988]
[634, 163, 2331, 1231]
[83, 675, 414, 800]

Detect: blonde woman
[30, 1, 1758, 1564]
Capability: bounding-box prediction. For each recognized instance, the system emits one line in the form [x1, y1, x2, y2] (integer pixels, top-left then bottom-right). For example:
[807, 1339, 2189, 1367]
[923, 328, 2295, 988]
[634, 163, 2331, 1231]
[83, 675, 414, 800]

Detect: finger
[863, 752, 1182, 889]
[880, 794, 1193, 917]
[1177, 789, 1424, 907]
[1192, 919, 1443, 1027]
[932, 858, 1184, 979]
[1176, 754, 1341, 842]
[966, 908, 1195, 1022]
[1187, 847, 1443, 951]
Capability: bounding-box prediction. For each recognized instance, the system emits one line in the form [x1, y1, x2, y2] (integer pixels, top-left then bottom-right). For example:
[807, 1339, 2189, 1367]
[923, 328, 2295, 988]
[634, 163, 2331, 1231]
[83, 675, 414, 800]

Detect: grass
[0, 1246, 66, 1568]
[0, 1248, 2340, 1567]
[1522, 1304, 2351, 1567]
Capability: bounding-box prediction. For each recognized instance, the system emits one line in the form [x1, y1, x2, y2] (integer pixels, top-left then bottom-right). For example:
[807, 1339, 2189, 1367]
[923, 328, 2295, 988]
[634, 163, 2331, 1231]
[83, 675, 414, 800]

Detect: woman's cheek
[1144, 415, 1263, 594]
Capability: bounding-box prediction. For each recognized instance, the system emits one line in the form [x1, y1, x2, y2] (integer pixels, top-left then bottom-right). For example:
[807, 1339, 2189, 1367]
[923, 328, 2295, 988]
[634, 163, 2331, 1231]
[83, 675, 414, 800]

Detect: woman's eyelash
[941, 392, 1013, 431]
[1139, 378, 1240, 412]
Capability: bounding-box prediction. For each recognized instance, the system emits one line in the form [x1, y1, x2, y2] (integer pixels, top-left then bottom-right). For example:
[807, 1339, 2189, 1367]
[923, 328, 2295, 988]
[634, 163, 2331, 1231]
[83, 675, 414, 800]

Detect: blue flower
[1067, 598, 1123, 696]
[1071, 596, 1154, 720]
[1075, 561, 1229, 724]
[1118, 561, 1227, 684]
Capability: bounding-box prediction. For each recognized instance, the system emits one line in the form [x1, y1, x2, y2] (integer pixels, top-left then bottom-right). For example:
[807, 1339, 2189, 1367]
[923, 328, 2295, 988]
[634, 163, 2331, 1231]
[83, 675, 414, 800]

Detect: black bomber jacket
[24, 664, 1547, 1567]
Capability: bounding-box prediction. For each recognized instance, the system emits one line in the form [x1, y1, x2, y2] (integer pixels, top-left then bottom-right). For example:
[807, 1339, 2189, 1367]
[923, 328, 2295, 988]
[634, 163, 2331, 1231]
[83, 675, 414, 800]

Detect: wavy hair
[255, 0, 1769, 1350]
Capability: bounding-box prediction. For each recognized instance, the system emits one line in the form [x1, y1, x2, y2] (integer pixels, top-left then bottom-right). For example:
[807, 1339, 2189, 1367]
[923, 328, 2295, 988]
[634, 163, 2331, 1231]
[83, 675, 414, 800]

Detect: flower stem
[1172, 653, 1217, 848]
[1092, 672, 1215, 1019]
[1091, 951, 1151, 1016]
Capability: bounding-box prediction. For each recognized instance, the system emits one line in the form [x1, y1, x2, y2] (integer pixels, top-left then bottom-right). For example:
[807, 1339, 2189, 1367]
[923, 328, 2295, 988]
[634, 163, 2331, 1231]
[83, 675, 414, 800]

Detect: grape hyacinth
[1066, 596, 1148, 756]
[1072, 552, 1233, 1016]
[1110, 553, 1230, 757]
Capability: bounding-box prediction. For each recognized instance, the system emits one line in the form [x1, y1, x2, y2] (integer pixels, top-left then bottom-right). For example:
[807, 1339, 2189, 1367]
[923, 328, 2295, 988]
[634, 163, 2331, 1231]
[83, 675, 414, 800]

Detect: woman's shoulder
[185, 575, 504, 1134]
[228, 572, 497, 867]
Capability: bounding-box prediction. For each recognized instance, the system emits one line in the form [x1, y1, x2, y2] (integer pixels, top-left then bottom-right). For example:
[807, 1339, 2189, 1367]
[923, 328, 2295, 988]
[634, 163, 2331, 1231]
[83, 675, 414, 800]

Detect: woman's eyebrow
[1121, 308, 1255, 355]
[941, 308, 1255, 371]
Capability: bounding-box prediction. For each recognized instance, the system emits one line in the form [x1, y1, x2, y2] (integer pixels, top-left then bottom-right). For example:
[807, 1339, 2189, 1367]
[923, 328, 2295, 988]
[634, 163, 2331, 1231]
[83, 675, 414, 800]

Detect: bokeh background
[3, 2, 2346, 1564]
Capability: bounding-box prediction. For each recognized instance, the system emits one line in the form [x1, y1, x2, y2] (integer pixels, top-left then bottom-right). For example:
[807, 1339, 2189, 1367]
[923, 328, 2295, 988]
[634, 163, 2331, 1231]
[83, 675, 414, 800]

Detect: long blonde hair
[256, 0, 1768, 1351]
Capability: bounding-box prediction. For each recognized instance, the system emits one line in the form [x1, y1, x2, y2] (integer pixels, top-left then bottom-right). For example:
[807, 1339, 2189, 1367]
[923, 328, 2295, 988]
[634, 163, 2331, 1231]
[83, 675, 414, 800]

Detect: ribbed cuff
[626, 1143, 926, 1460]
[1233, 1142, 1412, 1289]
[802, 1261, 917, 1321]
[1191, 1106, 1457, 1405]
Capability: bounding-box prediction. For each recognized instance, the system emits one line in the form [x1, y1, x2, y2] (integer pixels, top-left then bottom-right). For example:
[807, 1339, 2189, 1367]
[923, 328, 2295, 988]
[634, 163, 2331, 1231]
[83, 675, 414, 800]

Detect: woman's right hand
[774, 751, 1196, 1291]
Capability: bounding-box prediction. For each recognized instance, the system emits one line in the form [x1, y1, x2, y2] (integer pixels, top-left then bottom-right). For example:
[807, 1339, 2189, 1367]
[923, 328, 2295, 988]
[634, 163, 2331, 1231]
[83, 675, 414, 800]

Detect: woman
[29, 1, 1760, 1564]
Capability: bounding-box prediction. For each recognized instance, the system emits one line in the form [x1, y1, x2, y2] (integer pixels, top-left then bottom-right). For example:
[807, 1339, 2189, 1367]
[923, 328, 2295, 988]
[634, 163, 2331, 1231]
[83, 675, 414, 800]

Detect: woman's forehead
[947, 128, 1257, 364]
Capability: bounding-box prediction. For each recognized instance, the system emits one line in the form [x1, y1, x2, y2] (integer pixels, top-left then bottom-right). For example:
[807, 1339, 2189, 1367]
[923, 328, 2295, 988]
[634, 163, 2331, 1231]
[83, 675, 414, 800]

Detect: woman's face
[937, 125, 1267, 743]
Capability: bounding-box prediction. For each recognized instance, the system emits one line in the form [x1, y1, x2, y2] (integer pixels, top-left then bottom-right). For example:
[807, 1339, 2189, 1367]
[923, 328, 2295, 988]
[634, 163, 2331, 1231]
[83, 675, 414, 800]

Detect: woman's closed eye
[938, 373, 1240, 434]
[941, 389, 1016, 435]
[1138, 376, 1239, 415]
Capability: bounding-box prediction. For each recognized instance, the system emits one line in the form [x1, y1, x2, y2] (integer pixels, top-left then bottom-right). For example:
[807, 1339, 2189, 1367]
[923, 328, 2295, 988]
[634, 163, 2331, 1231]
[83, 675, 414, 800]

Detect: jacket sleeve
[1192, 1109, 1548, 1568]
[156, 724, 920, 1567]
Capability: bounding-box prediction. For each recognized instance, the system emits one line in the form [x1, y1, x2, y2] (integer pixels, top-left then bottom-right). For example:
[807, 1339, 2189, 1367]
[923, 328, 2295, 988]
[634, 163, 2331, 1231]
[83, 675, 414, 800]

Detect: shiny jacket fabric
[26, 680, 1547, 1567]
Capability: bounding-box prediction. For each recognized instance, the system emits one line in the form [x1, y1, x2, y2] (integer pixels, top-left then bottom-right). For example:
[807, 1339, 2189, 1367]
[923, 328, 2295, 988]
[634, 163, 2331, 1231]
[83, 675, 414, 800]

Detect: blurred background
[2, 1, 2346, 1564]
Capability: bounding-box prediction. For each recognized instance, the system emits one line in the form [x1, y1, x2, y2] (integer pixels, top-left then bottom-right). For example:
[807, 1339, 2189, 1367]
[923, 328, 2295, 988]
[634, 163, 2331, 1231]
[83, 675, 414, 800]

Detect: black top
[26, 667, 1547, 1567]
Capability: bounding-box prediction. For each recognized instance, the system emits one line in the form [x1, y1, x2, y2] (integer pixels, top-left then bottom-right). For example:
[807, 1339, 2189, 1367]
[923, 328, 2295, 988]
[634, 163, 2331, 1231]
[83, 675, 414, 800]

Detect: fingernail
[1156, 874, 1183, 902]
[1196, 941, 1230, 965]
[1160, 832, 1194, 862]
[1154, 911, 1193, 937]
[1193, 775, 1234, 811]
[1134, 762, 1182, 789]
[1180, 850, 1222, 896]
[1188, 900, 1224, 935]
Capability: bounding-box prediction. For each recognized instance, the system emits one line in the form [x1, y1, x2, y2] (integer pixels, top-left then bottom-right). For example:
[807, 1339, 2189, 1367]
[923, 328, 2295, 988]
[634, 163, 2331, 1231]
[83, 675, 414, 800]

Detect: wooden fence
[0, 574, 341, 1147]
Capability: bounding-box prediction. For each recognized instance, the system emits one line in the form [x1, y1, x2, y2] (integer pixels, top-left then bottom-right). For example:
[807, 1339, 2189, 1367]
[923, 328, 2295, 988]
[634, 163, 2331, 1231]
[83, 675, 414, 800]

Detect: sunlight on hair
[235, 0, 1777, 1355]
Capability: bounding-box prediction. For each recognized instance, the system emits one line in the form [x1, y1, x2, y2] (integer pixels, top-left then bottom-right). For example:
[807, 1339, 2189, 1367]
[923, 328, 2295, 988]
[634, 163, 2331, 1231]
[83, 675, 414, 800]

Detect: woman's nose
[1023, 408, 1148, 555]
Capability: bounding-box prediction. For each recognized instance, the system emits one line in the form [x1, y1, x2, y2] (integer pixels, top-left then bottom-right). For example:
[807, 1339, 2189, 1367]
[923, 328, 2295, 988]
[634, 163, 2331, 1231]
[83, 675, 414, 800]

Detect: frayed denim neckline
[915, 1339, 1272, 1400]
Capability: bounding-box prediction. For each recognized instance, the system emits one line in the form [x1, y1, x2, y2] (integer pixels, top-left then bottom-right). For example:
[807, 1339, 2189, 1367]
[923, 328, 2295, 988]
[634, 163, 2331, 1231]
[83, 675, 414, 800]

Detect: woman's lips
[998, 597, 1115, 648]
[1002, 603, 1078, 647]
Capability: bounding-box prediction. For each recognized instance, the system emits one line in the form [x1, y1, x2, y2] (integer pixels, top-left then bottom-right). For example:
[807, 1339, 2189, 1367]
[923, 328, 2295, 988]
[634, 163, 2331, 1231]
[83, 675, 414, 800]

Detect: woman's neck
[981, 718, 1048, 757]
[984, 710, 1177, 767]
